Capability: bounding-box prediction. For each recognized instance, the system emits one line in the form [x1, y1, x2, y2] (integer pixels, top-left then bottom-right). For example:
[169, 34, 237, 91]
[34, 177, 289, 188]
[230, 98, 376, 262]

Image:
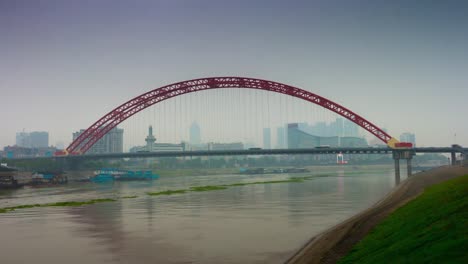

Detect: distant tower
[190, 122, 201, 145]
[145, 125, 156, 151]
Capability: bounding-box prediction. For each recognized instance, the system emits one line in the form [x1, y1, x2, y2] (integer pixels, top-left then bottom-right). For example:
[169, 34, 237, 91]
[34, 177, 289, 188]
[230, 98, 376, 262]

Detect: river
[0, 166, 407, 264]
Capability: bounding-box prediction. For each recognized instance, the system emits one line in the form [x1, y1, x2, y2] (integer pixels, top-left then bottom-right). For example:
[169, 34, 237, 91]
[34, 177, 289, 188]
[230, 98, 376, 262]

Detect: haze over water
[0, 167, 407, 263]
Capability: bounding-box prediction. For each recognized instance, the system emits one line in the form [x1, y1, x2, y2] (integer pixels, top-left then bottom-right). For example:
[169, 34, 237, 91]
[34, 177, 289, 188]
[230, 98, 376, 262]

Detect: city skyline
[2, 117, 420, 153]
[2, 119, 421, 158]
[0, 117, 415, 151]
[1, 1, 467, 149]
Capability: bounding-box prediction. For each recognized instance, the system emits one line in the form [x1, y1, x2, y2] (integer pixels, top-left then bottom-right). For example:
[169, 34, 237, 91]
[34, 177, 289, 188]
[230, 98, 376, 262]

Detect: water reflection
[0, 167, 404, 263]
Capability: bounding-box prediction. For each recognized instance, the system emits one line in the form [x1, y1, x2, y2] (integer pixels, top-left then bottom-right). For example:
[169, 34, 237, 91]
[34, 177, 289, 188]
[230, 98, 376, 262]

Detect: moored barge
[90, 168, 159, 182]
[0, 164, 23, 189]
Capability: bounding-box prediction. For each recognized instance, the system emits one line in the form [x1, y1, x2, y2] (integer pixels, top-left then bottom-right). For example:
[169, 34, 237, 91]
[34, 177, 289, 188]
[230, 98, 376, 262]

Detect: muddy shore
[286, 165, 468, 264]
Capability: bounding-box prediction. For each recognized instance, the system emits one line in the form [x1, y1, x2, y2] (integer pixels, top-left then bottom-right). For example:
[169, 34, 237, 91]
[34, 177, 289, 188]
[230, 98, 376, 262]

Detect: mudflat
[286, 165, 468, 264]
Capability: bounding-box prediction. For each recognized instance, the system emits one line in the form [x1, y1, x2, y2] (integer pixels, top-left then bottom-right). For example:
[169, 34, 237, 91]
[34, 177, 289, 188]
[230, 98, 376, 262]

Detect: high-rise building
[72, 127, 123, 154]
[263, 128, 271, 149]
[400, 132, 416, 147]
[15, 131, 48, 148]
[29, 131, 49, 148]
[343, 119, 359, 137]
[287, 123, 367, 148]
[16, 132, 30, 147]
[276, 127, 285, 148]
[304, 118, 359, 138]
[331, 118, 344, 137]
[190, 122, 201, 145]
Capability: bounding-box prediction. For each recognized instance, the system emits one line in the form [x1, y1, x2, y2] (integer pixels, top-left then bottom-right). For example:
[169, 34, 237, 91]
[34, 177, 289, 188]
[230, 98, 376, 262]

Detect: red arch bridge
[63, 76, 412, 156]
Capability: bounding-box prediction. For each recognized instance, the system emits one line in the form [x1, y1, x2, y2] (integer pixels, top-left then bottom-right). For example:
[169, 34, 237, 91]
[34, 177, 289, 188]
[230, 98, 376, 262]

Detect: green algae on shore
[0, 204, 41, 213]
[145, 176, 312, 197]
[190, 185, 228, 192]
[146, 189, 187, 196]
[0, 176, 313, 213]
[46, 199, 116, 207]
[226, 177, 307, 187]
[0, 198, 116, 213]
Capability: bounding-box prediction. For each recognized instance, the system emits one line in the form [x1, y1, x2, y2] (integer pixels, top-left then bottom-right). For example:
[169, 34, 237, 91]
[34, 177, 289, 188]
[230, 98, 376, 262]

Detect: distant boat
[31, 171, 68, 186]
[0, 165, 23, 189]
[90, 168, 159, 183]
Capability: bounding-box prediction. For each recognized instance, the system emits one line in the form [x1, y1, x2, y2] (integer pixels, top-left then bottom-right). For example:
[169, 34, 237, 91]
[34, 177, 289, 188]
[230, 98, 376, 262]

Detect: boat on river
[31, 171, 68, 186]
[90, 168, 159, 183]
[0, 164, 23, 189]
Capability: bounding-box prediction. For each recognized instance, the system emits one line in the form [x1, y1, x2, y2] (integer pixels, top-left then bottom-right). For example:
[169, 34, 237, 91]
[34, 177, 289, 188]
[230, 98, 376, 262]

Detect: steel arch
[66, 77, 398, 154]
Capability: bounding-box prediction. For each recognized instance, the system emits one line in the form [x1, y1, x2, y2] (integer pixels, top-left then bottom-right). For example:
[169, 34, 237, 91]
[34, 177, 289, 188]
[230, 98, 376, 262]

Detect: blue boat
[123, 170, 159, 181]
[90, 168, 159, 183]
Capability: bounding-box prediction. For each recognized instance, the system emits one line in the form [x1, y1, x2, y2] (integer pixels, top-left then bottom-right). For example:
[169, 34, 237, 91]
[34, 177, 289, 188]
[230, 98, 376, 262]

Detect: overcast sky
[1, 0, 467, 148]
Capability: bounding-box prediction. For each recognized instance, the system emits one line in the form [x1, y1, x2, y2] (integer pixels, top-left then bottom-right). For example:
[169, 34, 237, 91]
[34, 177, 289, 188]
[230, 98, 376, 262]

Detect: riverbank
[286, 165, 468, 264]
[338, 173, 468, 263]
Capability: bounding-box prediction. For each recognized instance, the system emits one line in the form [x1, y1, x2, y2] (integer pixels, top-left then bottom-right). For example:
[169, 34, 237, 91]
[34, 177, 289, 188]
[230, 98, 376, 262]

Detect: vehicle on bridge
[315, 145, 331, 149]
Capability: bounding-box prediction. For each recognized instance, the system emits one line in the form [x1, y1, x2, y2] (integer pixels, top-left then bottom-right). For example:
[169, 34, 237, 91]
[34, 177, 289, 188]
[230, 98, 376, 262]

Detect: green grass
[145, 176, 311, 196]
[338, 174, 468, 264]
[45, 199, 116, 206]
[190, 185, 228, 192]
[146, 189, 187, 196]
[121, 195, 138, 199]
[0, 198, 116, 213]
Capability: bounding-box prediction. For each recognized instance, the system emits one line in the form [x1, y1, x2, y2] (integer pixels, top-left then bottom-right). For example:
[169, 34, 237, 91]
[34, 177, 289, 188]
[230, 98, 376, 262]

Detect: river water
[0, 166, 406, 264]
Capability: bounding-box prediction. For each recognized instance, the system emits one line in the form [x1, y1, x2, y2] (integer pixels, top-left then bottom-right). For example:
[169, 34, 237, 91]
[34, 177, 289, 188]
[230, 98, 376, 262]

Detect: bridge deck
[7, 147, 466, 161]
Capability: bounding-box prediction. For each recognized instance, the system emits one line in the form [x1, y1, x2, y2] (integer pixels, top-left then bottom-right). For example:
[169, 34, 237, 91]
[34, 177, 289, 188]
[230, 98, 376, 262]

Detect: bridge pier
[393, 157, 401, 185]
[393, 150, 415, 185]
[407, 158, 412, 177]
[451, 151, 457, 166]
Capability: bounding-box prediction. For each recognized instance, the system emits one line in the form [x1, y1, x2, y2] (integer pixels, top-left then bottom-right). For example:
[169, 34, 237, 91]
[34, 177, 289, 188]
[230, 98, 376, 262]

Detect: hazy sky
[1, 0, 467, 148]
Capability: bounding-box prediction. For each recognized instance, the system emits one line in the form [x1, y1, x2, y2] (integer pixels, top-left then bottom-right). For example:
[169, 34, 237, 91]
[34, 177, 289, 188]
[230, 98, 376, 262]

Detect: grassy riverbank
[338, 174, 468, 264]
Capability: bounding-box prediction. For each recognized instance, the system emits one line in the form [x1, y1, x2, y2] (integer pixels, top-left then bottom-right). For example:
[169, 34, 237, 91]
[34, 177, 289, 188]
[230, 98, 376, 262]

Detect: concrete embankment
[286, 165, 468, 264]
